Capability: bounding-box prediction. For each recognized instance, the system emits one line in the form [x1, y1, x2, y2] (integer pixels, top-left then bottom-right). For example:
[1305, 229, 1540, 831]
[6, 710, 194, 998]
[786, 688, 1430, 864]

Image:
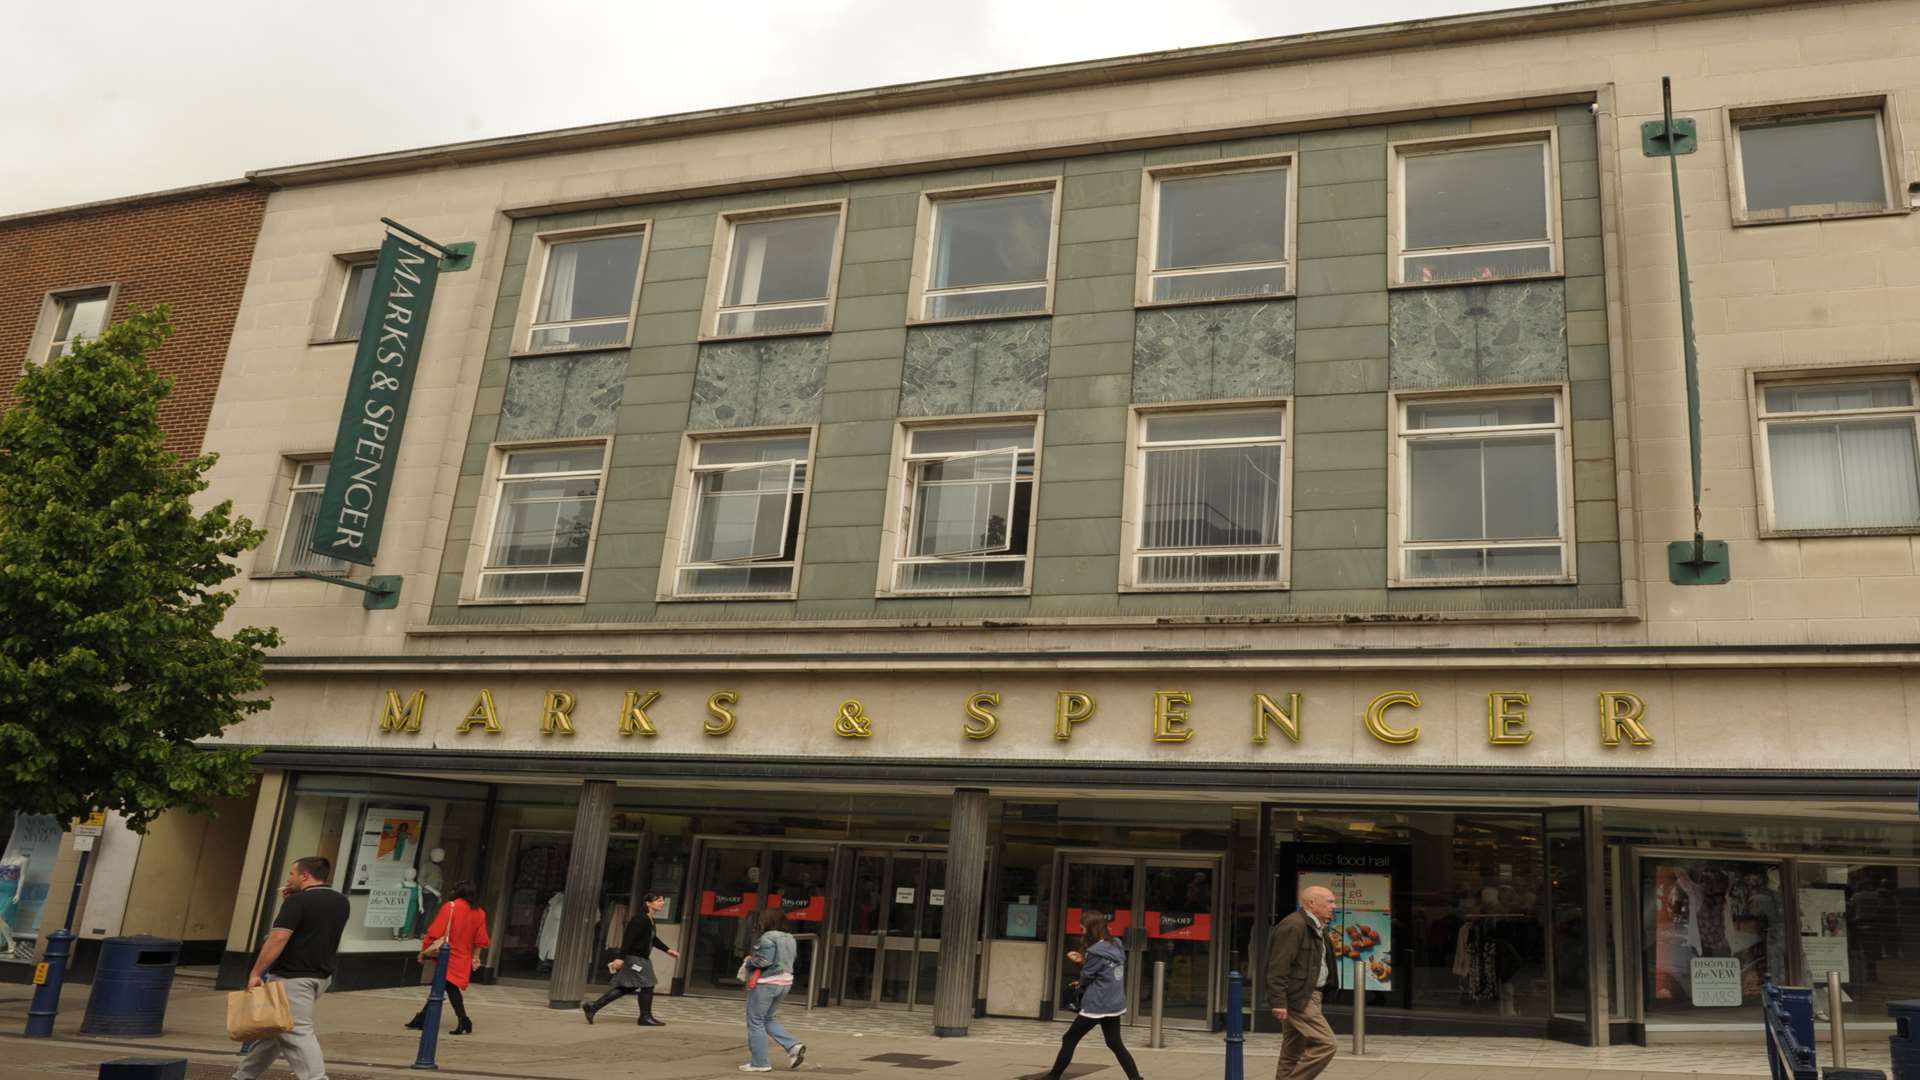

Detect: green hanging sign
[310, 229, 443, 566]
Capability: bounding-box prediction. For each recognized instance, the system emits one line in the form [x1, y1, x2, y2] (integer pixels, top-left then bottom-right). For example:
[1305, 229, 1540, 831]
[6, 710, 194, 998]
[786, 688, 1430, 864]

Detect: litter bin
[80, 936, 182, 1036]
[1887, 999, 1920, 1080]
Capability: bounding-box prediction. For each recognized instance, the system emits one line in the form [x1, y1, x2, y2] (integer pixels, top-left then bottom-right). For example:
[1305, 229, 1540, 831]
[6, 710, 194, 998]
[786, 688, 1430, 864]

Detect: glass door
[1544, 809, 1589, 1039]
[685, 841, 834, 1000]
[833, 848, 947, 1010]
[1054, 853, 1222, 1029]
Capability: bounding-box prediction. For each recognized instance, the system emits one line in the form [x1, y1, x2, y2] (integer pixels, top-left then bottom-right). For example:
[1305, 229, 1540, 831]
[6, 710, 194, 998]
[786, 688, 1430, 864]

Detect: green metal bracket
[1668, 540, 1730, 586]
[1642, 116, 1698, 157]
[292, 571, 403, 609]
[438, 242, 476, 273]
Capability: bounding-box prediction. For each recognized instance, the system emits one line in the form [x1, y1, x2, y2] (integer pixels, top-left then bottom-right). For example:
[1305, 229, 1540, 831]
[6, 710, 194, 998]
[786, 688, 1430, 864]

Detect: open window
[672, 433, 812, 597]
[887, 422, 1037, 593]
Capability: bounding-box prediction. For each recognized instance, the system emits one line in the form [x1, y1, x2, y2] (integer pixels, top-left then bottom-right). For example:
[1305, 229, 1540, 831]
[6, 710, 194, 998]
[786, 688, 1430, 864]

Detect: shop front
[215, 664, 1917, 1046]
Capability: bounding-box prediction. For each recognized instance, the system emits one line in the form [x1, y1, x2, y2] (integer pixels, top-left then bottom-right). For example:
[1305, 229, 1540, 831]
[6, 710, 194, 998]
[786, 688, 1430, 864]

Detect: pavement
[0, 970, 1892, 1080]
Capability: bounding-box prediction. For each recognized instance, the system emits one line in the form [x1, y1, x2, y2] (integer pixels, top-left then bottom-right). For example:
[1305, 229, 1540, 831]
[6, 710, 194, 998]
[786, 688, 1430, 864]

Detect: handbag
[1064, 979, 1083, 1012]
[421, 933, 448, 960]
[226, 981, 295, 1042]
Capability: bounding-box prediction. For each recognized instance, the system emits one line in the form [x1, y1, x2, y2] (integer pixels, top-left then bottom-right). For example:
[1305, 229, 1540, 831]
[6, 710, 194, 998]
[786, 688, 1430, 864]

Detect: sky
[1, 0, 1525, 217]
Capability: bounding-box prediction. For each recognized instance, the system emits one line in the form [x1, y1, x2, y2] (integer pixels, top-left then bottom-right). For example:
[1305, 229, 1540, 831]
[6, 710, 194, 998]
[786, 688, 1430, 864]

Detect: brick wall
[0, 184, 268, 455]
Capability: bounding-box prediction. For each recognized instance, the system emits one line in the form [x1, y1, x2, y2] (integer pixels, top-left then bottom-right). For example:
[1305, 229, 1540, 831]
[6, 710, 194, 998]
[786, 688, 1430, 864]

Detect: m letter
[379, 690, 426, 733]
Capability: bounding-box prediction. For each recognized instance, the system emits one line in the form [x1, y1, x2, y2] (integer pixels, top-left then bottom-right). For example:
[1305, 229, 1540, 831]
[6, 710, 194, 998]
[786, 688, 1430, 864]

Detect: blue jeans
[746, 983, 798, 1067]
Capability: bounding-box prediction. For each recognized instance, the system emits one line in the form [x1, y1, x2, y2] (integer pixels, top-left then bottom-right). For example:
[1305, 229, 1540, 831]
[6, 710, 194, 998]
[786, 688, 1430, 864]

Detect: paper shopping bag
[226, 981, 294, 1042]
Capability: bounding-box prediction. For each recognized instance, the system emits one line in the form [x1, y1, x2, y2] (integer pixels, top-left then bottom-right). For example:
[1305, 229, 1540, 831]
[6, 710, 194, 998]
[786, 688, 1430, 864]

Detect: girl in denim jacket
[1044, 909, 1144, 1080]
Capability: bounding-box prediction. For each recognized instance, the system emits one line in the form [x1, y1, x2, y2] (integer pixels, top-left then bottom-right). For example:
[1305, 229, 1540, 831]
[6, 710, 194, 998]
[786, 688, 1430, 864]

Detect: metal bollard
[1151, 960, 1166, 1049]
[1223, 971, 1245, 1080]
[1827, 970, 1847, 1068]
[1351, 954, 1366, 1057]
[411, 947, 452, 1070]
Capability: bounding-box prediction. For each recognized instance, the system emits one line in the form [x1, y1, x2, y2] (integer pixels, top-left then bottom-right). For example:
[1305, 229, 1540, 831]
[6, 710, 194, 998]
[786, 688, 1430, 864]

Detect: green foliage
[0, 307, 281, 832]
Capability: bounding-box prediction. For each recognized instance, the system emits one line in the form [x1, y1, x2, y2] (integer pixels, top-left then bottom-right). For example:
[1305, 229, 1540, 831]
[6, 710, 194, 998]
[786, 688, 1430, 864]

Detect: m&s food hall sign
[372, 684, 1656, 749]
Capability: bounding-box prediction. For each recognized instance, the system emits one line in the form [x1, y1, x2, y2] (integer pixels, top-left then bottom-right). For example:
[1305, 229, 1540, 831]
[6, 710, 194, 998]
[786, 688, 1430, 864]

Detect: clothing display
[537, 893, 565, 963]
[1459, 916, 1523, 1005]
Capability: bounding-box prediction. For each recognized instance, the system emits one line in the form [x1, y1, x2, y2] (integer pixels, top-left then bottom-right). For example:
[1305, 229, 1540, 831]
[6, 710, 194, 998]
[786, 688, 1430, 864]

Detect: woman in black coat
[581, 891, 679, 1026]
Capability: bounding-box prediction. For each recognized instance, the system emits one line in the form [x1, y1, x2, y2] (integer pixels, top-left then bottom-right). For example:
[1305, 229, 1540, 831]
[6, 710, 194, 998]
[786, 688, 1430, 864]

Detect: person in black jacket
[582, 892, 679, 1026]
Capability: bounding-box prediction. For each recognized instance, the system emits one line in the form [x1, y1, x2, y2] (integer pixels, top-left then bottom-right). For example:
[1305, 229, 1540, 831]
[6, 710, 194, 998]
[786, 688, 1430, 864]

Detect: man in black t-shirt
[234, 856, 351, 1080]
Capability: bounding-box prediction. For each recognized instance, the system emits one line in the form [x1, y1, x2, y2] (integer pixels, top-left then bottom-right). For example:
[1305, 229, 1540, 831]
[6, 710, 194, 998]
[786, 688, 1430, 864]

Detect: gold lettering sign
[1487, 692, 1532, 746]
[1054, 691, 1095, 741]
[380, 689, 426, 733]
[1365, 691, 1421, 745]
[457, 690, 501, 734]
[963, 691, 1000, 741]
[540, 690, 577, 736]
[705, 690, 739, 736]
[1599, 690, 1654, 747]
[620, 690, 660, 737]
[835, 700, 873, 738]
[1153, 691, 1194, 743]
[1252, 692, 1303, 745]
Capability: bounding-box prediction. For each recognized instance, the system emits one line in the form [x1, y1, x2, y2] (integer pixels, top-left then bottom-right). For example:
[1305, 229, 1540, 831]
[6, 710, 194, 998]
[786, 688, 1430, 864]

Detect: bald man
[1264, 885, 1340, 1079]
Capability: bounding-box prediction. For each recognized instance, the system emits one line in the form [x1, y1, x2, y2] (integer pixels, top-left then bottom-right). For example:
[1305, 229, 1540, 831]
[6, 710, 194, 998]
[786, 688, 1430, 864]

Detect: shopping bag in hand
[226, 981, 294, 1042]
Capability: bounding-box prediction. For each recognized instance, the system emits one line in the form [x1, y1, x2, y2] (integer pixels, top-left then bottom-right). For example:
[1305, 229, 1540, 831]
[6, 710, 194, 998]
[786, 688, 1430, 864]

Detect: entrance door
[1054, 852, 1222, 1029]
[685, 841, 834, 1000]
[834, 848, 947, 1009]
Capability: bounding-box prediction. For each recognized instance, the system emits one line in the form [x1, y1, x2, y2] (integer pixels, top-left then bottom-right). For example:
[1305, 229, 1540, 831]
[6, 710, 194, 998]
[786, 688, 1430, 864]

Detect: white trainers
[789, 1042, 807, 1069]
[739, 1066, 773, 1074]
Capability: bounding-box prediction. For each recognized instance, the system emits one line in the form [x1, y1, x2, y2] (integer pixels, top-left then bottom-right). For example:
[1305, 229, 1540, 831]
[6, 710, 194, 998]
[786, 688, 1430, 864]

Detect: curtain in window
[1769, 420, 1920, 529]
[540, 244, 581, 323]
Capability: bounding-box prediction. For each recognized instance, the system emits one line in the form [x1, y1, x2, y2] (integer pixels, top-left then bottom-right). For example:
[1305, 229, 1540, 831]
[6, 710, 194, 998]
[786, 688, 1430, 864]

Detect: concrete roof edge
[0, 176, 264, 229]
[246, 0, 1811, 189]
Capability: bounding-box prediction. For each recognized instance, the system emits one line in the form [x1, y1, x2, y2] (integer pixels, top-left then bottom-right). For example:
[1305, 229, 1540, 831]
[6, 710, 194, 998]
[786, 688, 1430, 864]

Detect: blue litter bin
[1887, 999, 1920, 1080]
[80, 936, 182, 1037]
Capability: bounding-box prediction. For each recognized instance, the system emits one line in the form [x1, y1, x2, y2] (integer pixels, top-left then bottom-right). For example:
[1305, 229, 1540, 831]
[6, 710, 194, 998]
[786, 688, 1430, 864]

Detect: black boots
[582, 1002, 597, 1024]
[403, 1012, 424, 1030]
[451, 1017, 473, 1035]
[638, 988, 666, 1026]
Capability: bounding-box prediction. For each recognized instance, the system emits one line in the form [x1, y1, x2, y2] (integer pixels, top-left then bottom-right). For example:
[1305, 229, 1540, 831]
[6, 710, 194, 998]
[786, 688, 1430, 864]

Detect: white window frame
[1387, 129, 1562, 289]
[1387, 385, 1576, 587]
[906, 179, 1061, 326]
[26, 283, 117, 365]
[1120, 398, 1292, 592]
[1135, 155, 1296, 308]
[252, 454, 350, 579]
[1725, 95, 1908, 226]
[512, 223, 651, 356]
[460, 438, 612, 604]
[1750, 366, 1920, 537]
[317, 253, 379, 344]
[658, 426, 817, 601]
[876, 413, 1044, 597]
[699, 202, 848, 341]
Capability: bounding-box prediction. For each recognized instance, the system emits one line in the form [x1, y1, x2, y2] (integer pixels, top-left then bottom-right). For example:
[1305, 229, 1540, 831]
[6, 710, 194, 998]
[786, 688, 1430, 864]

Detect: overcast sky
[2, 0, 1524, 217]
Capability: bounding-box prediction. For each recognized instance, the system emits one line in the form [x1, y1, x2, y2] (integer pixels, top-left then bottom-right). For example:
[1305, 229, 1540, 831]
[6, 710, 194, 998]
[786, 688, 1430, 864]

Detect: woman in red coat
[405, 881, 490, 1035]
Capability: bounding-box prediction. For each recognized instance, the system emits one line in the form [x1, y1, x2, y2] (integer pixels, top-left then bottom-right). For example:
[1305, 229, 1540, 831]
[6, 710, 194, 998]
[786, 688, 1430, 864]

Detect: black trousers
[1047, 1014, 1141, 1080]
[588, 984, 657, 1018]
[409, 984, 467, 1024]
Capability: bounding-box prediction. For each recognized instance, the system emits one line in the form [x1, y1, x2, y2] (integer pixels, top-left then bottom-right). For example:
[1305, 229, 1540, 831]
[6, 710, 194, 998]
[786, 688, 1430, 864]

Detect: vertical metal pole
[1223, 971, 1245, 1080]
[1661, 75, 1706, 558]
[1351, 954, 1366, 1056]
[411, 946, 451, 1069]
[23, 847, 91, 1037]
[1826, 969, 1847, 1068]
[1151, 960, 1166, 1049]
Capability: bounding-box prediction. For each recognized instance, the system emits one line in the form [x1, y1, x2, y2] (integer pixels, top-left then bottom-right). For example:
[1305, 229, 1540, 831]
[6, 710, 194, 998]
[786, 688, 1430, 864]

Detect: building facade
[194, 0, 1920, 1046]
[0, 179, 270, 979]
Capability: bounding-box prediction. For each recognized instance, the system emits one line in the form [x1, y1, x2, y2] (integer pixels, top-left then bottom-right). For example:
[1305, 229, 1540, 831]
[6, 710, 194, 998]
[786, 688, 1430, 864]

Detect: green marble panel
[688, 337, 829, 429]
[1388, 280, 1568, 389]
[496, 352, 628, 440]
[899, 318, 1050, 417]
[1132, 300, 1295, 403]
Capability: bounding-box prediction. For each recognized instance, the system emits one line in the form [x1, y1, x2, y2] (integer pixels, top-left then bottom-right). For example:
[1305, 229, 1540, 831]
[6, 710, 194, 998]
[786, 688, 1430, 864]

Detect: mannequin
[396, 868, 422, 938]
[417, 848, 445, 932]
[538, 892, 566, 971]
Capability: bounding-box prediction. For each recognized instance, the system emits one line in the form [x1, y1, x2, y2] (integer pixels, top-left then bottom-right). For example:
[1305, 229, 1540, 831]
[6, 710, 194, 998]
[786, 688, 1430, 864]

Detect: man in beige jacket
[1264, 884, 1340, 1080]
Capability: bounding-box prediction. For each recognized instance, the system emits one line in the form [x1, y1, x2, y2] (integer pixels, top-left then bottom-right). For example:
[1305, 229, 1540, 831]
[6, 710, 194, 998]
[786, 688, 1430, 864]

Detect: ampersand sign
[834, 699, 873, 738]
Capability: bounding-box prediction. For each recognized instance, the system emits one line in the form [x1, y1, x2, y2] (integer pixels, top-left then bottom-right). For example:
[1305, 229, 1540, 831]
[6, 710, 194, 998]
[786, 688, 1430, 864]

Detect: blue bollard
[1224, 970, 1245, 1080]
[411, 947, 452, 1070]
[23, 928, 74, 1037]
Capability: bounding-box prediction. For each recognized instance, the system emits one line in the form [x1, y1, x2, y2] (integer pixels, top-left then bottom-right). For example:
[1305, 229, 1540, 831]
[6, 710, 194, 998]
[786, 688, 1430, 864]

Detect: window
[525, 230, 647, 352]
[273, 460, 349, 575]
[1131, 407, 1287, 587]
[1732, 101, 1898, 223]
[1397, 393, 1569, 582]
[331, 260, 377, 341]
[1144, 161, 1292, 304]
[1758, 376, 1920, 532]
[890, 422, 1037, 592]
[674, 433, 811, 596]
[477, 444, 606, 599]
[43, 289, 111, 361]
[915, 185, 1057, 321]
[1395, 136, 1556, 285]
[708, 207, 843, 338]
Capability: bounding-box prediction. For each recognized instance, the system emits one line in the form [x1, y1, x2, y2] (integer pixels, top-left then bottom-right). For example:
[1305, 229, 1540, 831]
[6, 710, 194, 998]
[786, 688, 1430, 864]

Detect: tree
[0, 307, 280, 831]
